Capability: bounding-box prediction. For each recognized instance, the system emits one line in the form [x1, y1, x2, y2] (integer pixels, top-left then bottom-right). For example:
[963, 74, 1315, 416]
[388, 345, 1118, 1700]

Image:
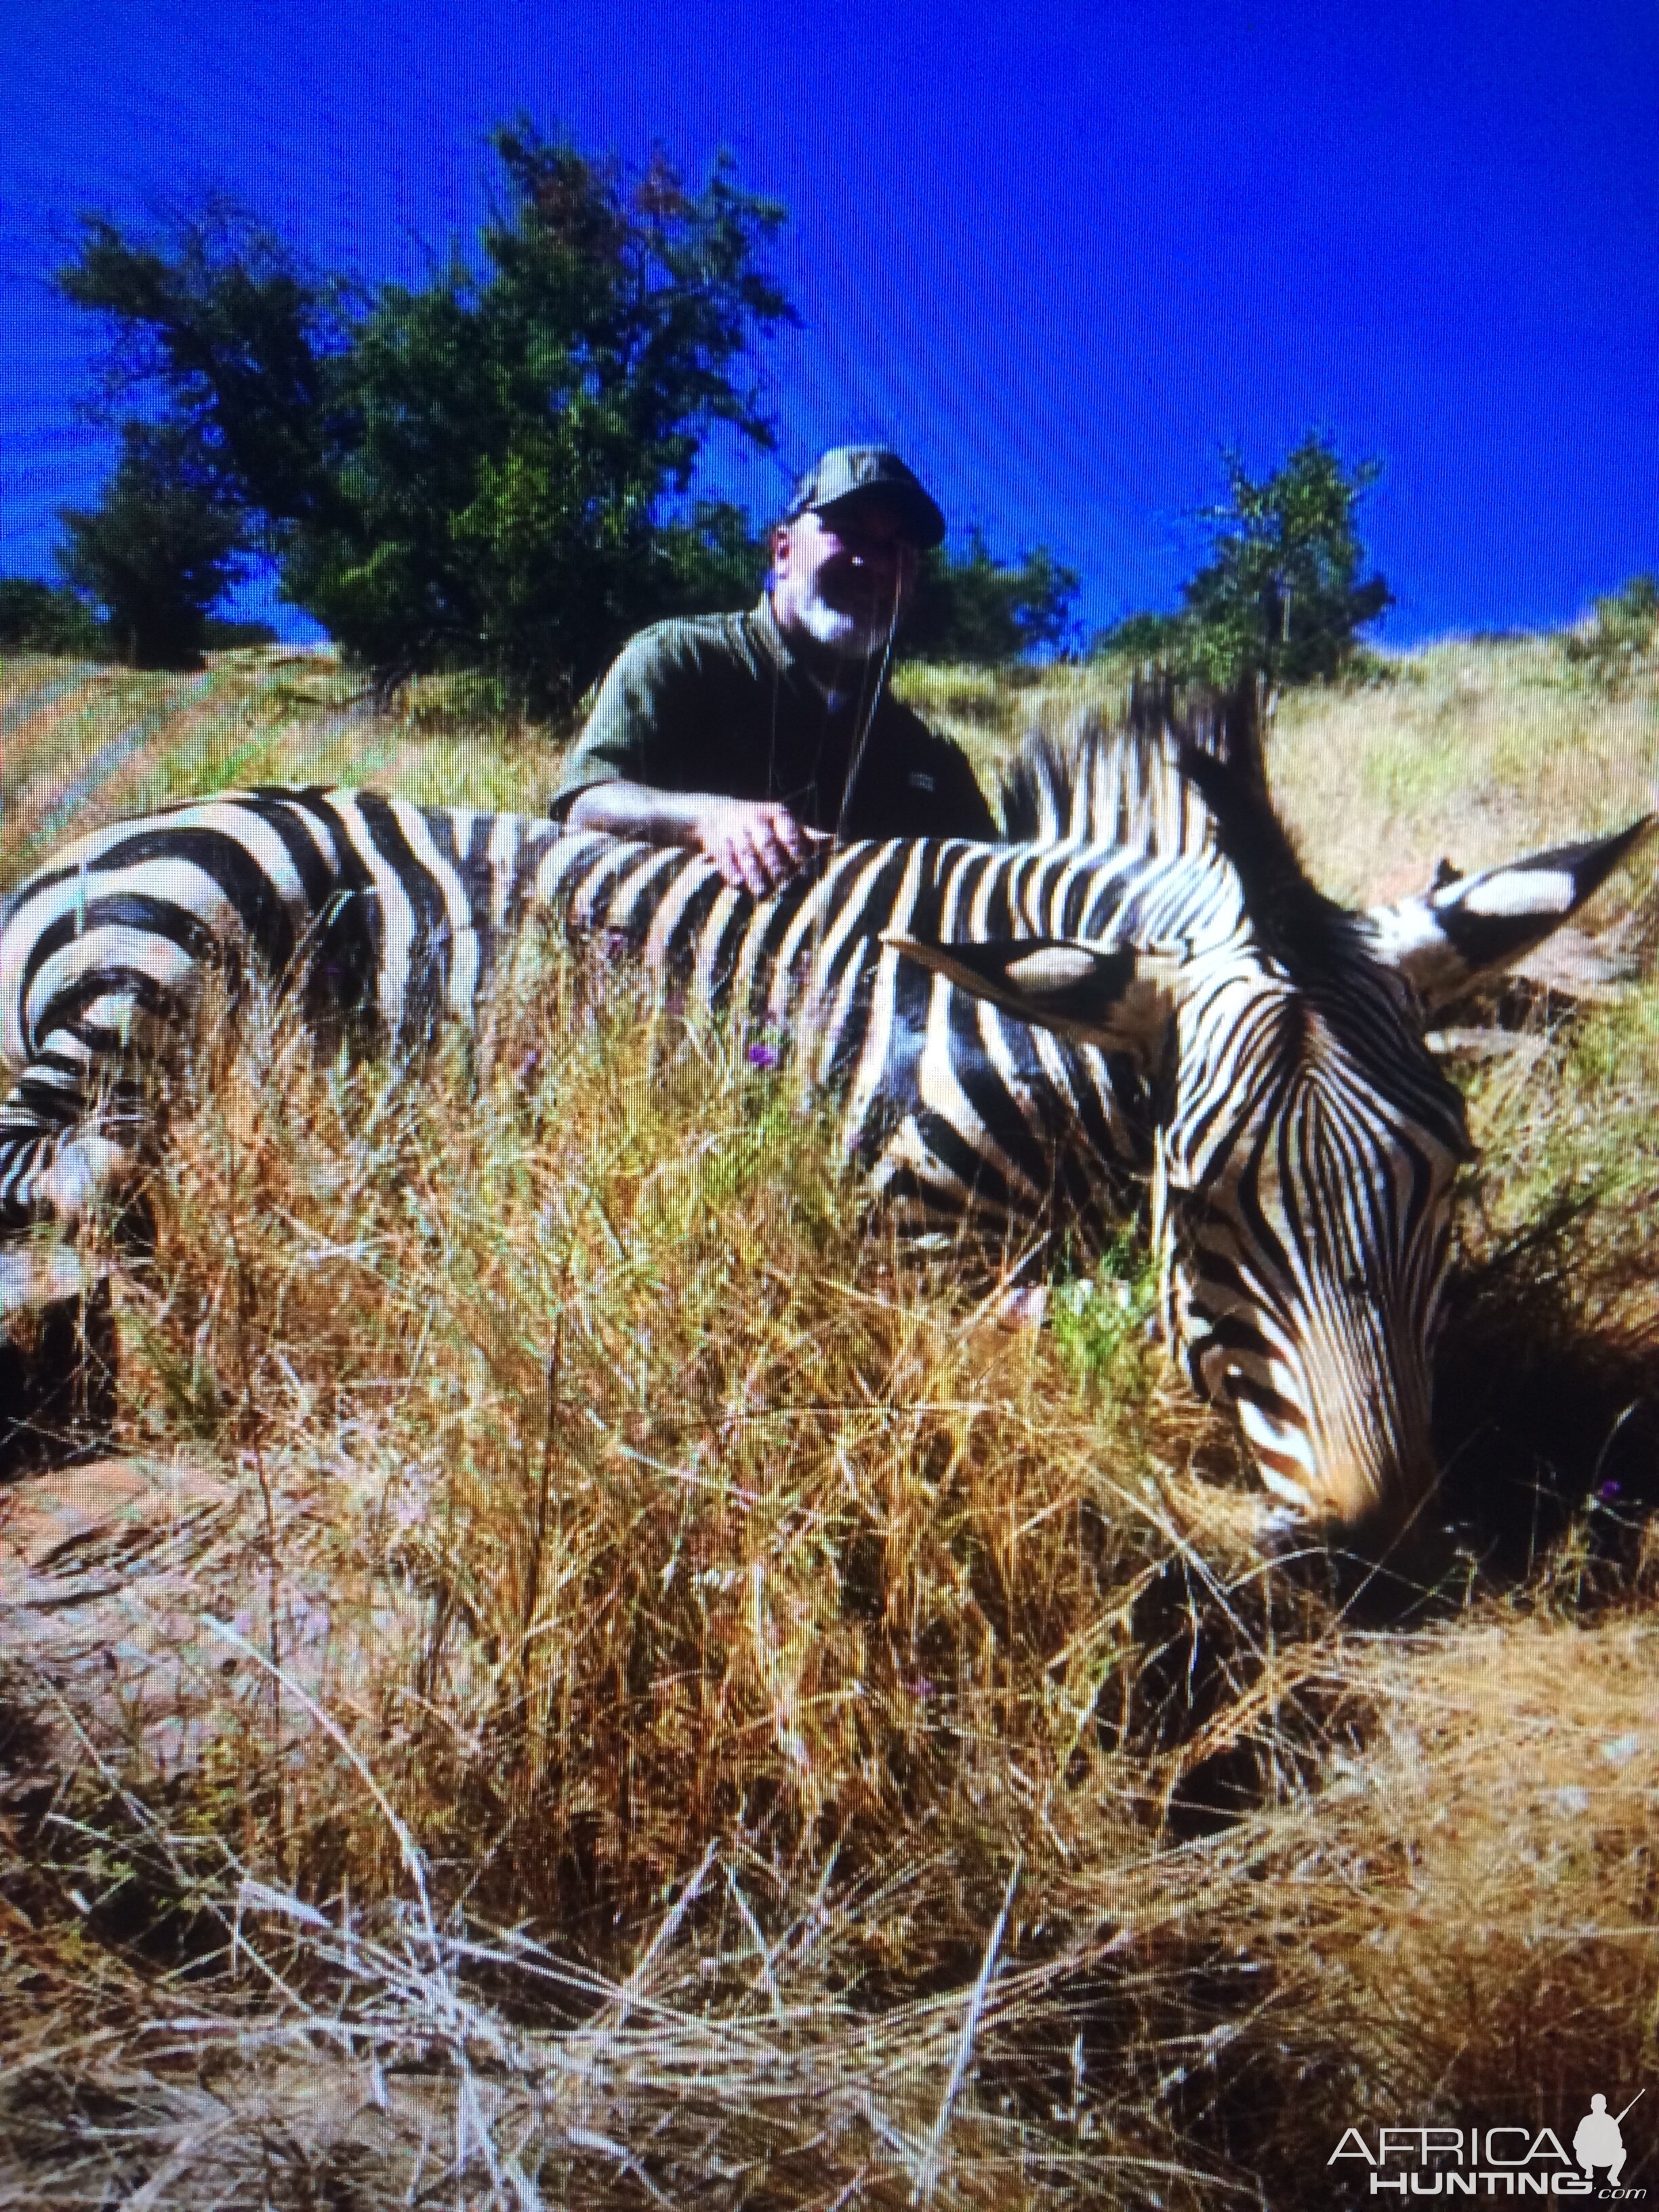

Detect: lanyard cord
[832, 565, 905, 848]
[791, 571, 906, 1049]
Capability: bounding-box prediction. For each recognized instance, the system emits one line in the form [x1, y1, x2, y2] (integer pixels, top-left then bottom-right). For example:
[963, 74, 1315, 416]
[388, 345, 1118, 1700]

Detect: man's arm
[931, 742, 1000, 840]
[554, 621, 824, 896]
[565, 781, 826, 899]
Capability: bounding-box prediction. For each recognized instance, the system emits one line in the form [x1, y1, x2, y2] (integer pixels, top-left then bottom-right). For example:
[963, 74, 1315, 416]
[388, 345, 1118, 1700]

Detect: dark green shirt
[553, 596, 998, 840]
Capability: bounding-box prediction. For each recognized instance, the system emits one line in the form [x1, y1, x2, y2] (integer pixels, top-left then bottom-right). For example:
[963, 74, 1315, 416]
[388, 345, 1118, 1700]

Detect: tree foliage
[902, 532, 1080, 665]
[1563, 573, 1659, 694]
[0, 573, 274, 662]
[1101, 436, 1392, 689]
[0, 579, 103, 657]
[58, 201, 354, 532]
[58, 126, 793, 709]
[58, 420, 249, 668]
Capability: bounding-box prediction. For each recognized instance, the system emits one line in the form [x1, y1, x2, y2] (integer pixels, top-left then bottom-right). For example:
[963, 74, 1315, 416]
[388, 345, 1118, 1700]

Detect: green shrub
[903, 531, 1080, 665]
[59, 421, 250, 668]
[201, 616, 279, 649]
[0, 577, 104, 657]
[1099, 434, 1393, 691]
[1050, 1236, 1158, 1390]
[1563, 573, 1659, 693]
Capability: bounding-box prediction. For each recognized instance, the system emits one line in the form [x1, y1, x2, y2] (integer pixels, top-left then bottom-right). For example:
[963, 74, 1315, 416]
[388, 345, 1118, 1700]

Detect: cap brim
[811, 485, 946, 551]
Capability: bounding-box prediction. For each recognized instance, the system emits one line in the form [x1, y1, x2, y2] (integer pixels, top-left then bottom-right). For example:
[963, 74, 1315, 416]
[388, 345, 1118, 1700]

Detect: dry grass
[0, 651, 570, 883]
[3, 641, 1659, 2203]
[1269, 636, 1659, 903]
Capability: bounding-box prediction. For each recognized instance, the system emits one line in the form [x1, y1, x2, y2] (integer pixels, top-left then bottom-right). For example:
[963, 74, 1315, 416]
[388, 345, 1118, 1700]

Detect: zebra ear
[882, 933, 1182, 1052]
[1367, 815, 1654, 1012]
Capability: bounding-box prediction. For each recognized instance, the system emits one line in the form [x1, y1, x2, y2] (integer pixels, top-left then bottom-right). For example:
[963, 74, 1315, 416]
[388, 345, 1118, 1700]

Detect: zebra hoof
[0, 1281, 119, 1479]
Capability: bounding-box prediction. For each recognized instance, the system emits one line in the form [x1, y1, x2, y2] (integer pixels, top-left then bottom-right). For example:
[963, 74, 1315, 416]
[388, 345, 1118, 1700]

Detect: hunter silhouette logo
[1575, 2094, 1643, 2192]
[1330, 2091, 1647, 2196]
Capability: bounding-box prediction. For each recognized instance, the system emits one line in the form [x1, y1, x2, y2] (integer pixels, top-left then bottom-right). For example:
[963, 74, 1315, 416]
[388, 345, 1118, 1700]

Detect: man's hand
[565, 782, 828, 897]
[691, 798, 828, 897]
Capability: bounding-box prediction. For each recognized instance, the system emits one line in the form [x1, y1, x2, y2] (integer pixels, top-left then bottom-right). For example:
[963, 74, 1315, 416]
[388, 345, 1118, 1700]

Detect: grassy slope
[1, 640, 1658, 2206]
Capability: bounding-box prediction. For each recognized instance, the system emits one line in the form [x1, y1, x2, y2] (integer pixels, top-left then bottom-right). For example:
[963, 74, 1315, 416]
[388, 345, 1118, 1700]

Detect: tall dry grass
[2, 640, 1658, 2203]
[1268, 636, 1659, 903]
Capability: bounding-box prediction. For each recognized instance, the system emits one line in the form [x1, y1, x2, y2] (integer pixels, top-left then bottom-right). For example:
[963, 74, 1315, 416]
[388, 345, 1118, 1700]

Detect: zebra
[0, 693, 1645, 1541]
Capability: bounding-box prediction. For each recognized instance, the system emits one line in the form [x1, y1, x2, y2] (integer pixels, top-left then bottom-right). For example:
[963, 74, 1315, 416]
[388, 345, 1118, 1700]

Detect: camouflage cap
[781, 445, 946, 550]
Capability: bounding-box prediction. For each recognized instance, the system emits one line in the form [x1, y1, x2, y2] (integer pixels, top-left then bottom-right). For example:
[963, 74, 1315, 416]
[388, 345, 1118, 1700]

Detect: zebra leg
[0, 991, 181, 1469]
[0, 1276, 119, 1477]
[0, 1002, 161, 1466]
[0, 1008, 157, 1246]
[0, 1073, 132, 1473]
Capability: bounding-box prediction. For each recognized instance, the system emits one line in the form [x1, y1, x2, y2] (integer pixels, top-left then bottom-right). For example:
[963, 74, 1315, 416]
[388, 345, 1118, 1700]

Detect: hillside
[1, 638, 1658, 2207]
[7, 636, 1656, 889]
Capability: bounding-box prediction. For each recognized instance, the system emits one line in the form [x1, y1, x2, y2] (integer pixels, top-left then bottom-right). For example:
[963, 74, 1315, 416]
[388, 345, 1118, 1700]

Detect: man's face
[771, 496, 921, 657]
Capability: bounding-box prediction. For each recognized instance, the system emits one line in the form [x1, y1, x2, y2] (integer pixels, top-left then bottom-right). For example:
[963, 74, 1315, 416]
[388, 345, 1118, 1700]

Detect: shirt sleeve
[896, 708, 999, 839]
[928, 737, 1000, 840]
[845, 698, 1001, 841]
[550, 626, 693, 815]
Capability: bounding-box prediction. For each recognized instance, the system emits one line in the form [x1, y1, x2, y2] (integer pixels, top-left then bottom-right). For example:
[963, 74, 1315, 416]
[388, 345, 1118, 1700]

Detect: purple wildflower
[747, 1042, 780, 1070]
[1599, 1479, 1623, 1501]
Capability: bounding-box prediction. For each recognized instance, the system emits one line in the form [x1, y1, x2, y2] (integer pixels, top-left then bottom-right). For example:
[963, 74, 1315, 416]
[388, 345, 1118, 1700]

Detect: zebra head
[889, 705, 1650, 1547]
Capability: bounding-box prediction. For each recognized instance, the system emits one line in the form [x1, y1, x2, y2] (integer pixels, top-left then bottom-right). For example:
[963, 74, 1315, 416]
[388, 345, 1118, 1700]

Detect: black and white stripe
[2, 700, 1644, 1539]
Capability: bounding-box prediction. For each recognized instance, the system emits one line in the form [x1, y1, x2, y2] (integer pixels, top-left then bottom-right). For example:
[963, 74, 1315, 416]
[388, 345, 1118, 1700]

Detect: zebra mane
[1000, 682, 1220, 859]
[1168, 687, 1359, 987]
[1000, 680, 1357, 982]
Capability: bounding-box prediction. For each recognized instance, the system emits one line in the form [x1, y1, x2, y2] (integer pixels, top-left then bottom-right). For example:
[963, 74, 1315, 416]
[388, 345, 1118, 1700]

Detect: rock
[0, 1450, 443, 1795]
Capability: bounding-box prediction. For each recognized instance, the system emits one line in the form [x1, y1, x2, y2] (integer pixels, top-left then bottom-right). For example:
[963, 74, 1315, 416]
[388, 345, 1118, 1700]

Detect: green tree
[58, 127, 792, 710]
[1101, 436, 1392, 689]
[59, 420, 249, 668]
[902, 532, 1080, 665]
[58, 200, 356, 532]
[1563, 573, 1659, 693]
[0, 579, 103, 657]
[638, 497, 771, 621]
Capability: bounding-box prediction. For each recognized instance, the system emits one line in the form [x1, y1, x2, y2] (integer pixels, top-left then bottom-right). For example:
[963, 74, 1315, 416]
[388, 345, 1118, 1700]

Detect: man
[554, 447, 999, 895]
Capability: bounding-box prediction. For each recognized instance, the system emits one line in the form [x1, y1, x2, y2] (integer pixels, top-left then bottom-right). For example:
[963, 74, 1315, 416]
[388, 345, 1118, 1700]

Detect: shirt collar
[753, 592, 890, 715]
[752, 591, 795, 678]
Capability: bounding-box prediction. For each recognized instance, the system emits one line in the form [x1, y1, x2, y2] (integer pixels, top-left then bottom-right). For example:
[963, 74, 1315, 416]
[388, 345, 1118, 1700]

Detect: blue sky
[1, 0, 1654, 646]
